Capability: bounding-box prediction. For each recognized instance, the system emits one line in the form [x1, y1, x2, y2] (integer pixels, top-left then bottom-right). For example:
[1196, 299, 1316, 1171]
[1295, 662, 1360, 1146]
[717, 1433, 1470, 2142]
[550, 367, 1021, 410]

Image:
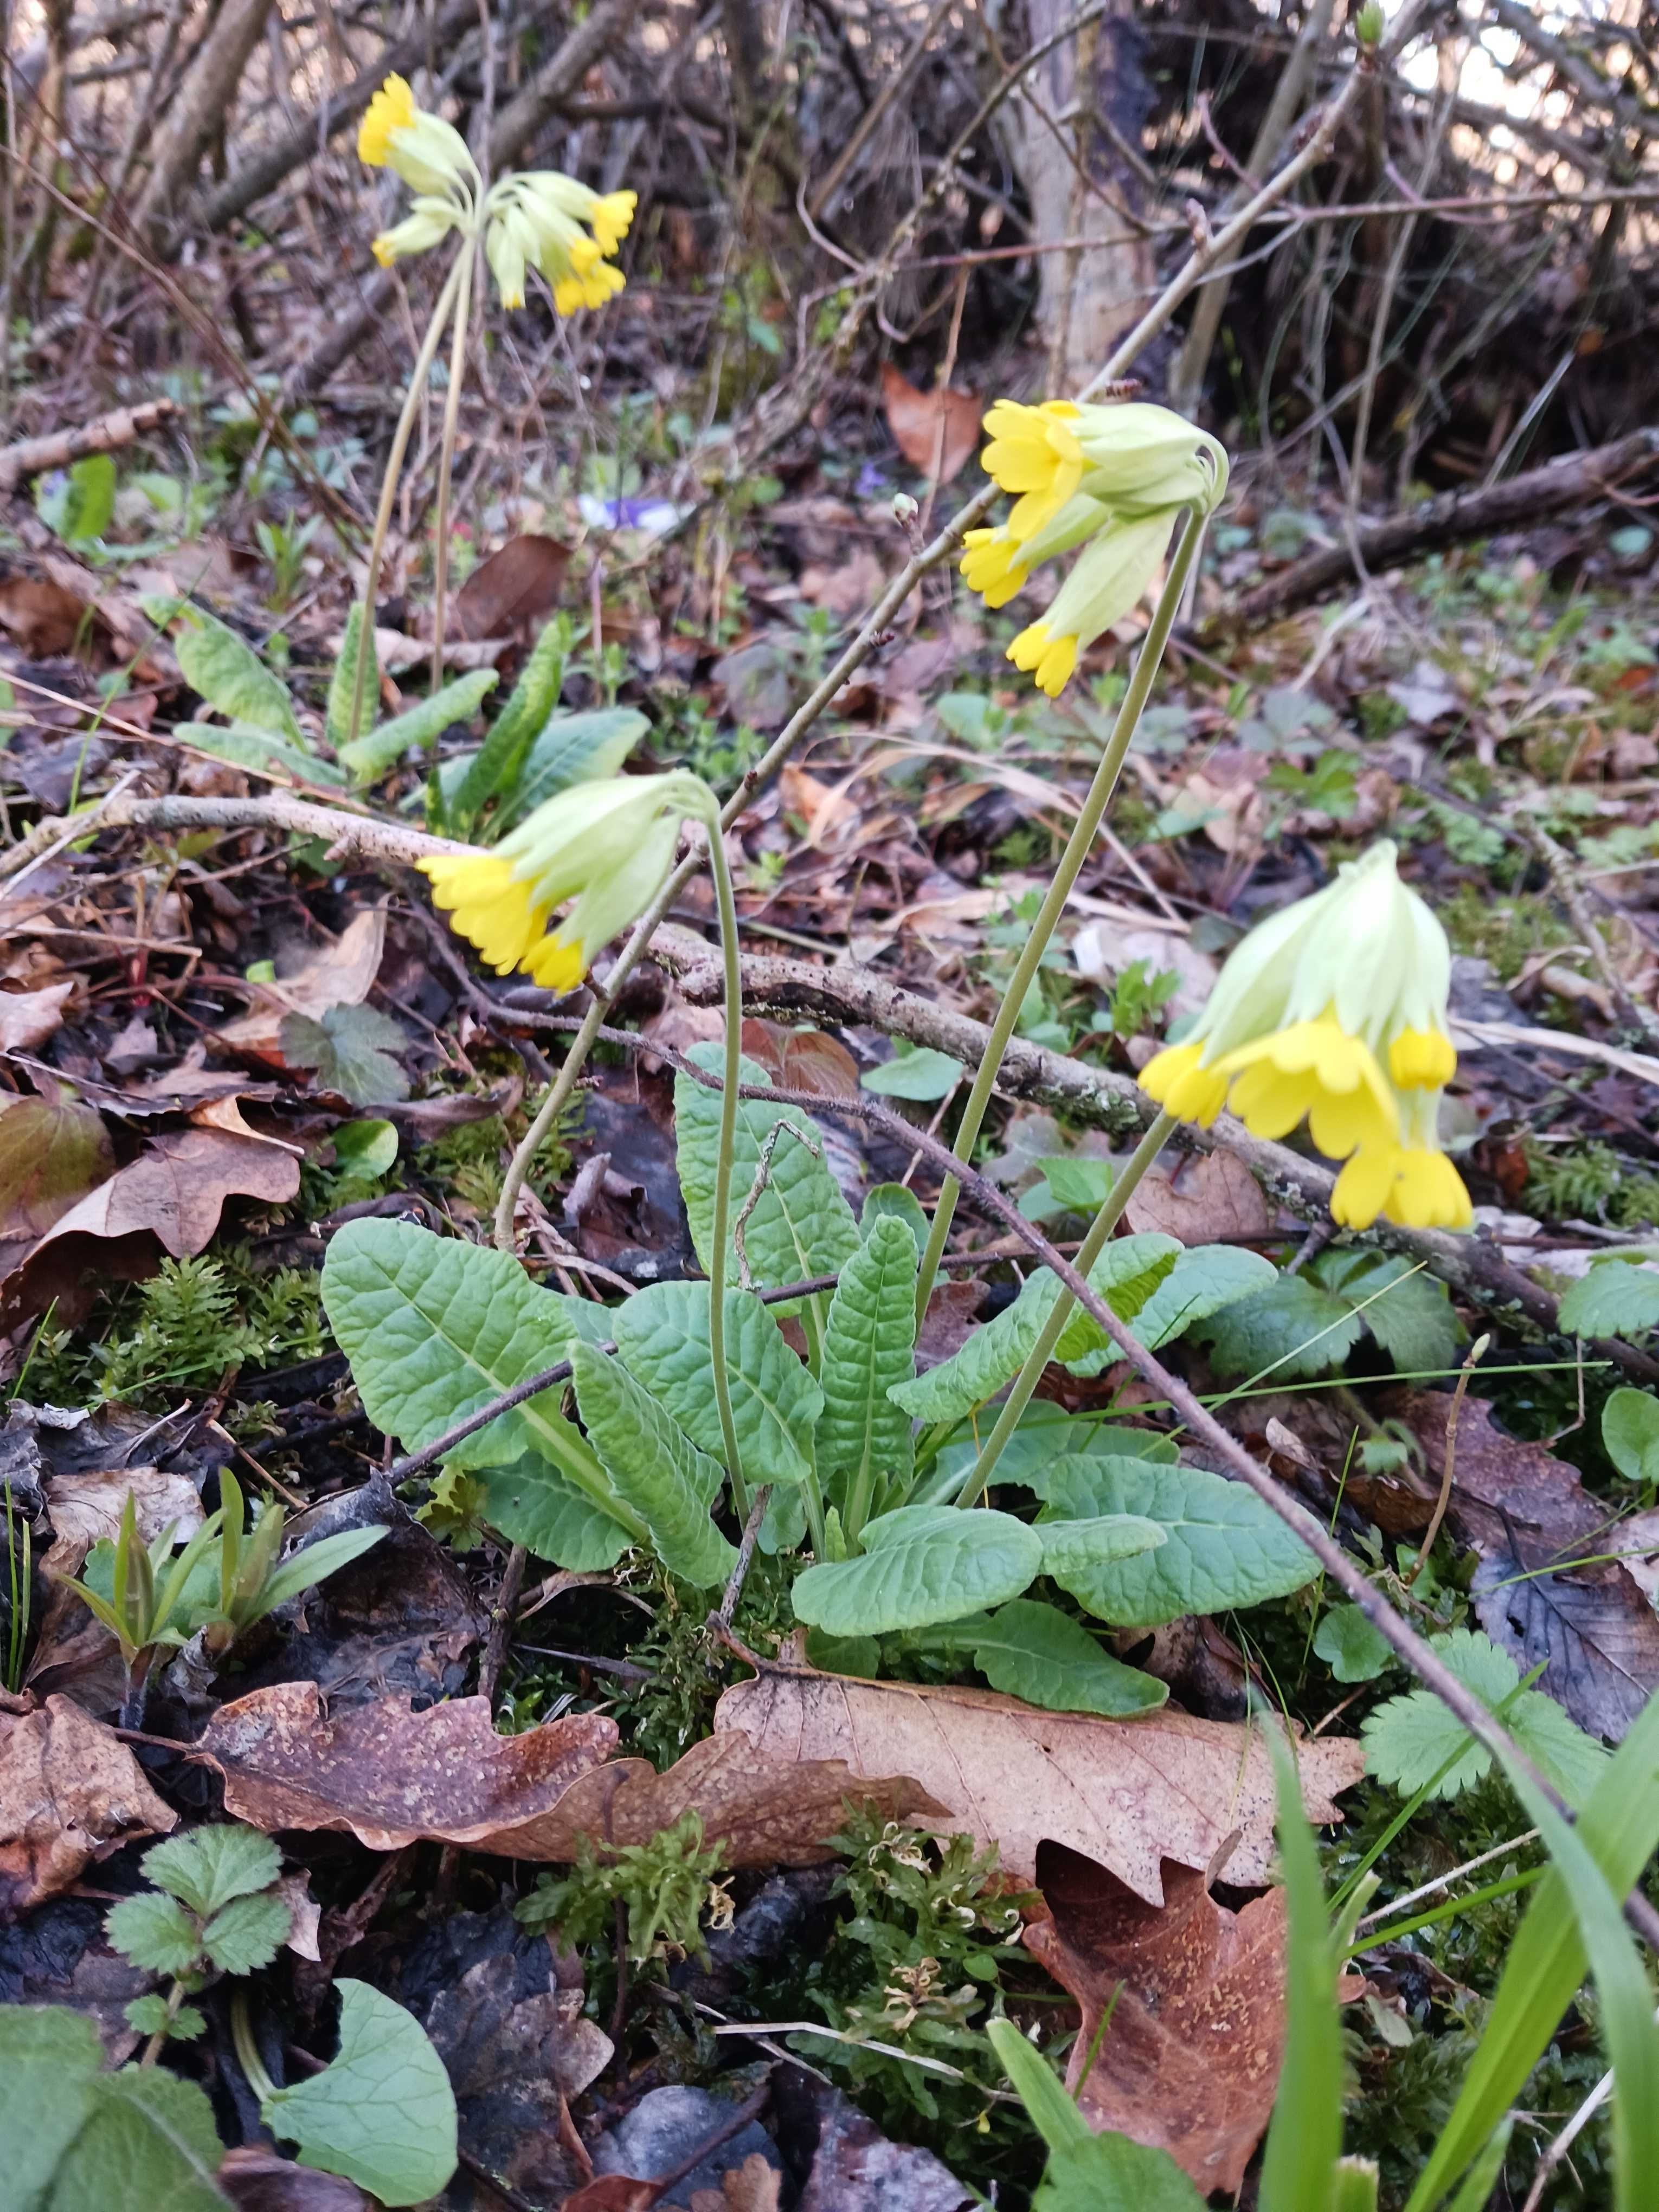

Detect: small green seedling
[107, 1823, 290, 2054]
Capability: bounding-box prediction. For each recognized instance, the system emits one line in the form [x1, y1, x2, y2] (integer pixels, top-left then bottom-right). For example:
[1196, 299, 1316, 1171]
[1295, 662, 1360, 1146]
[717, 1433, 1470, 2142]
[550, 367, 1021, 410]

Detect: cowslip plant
[107, 1823, 290, 2057]
[61, 1490, 224, 1714]
[191, 1468, 388, 1654]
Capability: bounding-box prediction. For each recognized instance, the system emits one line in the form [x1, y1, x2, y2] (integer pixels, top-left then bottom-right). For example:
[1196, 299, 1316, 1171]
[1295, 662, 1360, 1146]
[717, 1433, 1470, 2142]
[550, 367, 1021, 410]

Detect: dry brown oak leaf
[1025, 1838, 1287, 2197]
[198, 1686, 946, 1862]
[716, 1665, 1365, 1898]
[0, 1692, 176, 1911]
[879, 362, 984, 484]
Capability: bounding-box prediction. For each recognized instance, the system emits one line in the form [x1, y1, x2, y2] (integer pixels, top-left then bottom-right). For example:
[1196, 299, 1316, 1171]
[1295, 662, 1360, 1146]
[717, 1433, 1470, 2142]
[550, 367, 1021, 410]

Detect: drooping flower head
[420, 772, 715, 991]
[358, 74, 479, 200]
[962, 398, 1229, 696]
[1138, 842, 1470, 1231]
[484, 174, 635, 316]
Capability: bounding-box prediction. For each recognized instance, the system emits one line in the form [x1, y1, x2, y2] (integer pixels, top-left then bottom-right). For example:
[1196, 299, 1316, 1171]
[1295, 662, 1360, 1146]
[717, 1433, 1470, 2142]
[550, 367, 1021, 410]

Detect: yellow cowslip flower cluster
[1137, 841, 1472, 1231]
[960, 399, 1229, 697]
[420, 772, 715, 991]
[357, 75, 635, 316]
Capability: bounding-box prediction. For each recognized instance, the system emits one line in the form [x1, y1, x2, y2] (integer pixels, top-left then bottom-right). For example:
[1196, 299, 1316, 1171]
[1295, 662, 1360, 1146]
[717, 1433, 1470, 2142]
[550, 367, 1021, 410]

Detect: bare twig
[0, 398, 181, 491]
[1404, 1332, 1488, 1586]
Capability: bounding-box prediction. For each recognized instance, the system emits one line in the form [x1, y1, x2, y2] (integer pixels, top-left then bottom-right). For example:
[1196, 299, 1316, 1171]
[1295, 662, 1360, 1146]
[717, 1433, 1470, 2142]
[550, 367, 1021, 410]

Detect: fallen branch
[0, 400, 182, 493]
[1211, 428, 1659, 636]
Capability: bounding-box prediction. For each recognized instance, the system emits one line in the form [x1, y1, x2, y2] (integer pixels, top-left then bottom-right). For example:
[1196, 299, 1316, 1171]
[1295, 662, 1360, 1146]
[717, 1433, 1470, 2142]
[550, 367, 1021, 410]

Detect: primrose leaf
[325, 604, 380, 755]
[473, 1453, 632, 1570]
[890, 1272, 1063, 1423]
[674, 1045, 859, 1296]
[49, 2065, 228, 2212]
[1037, 1514, 1167, 1578]
[1036, 2133, 1208, 2211]
[1040, 1455, 1317, 1626]
[319, 1218, 609, 1491]
[817, 1214, 918, 1516]
[970, 1599, 1168, 1718]
[142, 595, 305, 744]
[569, 1343, 737, 1589]
[860, 1182, 931, 1249]
[932, 1404, 1178, 1501]
[338, 669, 498, 783]
[860, 1047, 964, 1101]
[143, 1822, 280, 1915]
[610, 1280, 822, 1488]
[0, 2004, 102, 2209]
[105, 1893, 202, 1977]
[261, 1979, 457, 2207]
[449, 618, 574, 826]
[1051, 1234, 1181, 1365]
[202, 1891, 291, 1975]
[1559, 1259, 1659, 1340]
[1604, 1387, 1659, 1482]
[792, 1503, 1043, 1637]
[173, 721, 345, 787]
[281, 1004, 409, 1107]
[500, 706, 648, 825]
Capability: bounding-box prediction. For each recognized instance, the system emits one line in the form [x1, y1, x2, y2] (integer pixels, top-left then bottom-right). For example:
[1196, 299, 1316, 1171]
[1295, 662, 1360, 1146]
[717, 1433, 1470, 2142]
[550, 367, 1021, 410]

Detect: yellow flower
[980, 400, 1086, 543]
[482, 173, 632, 316]
[359, 75, 417, 168]
[420, 773, 715, 988]
[981, 398, 1228, 544]
[959, 493, 1110, 612]
[371, 196, 465, 269]
[1138, 842, 1470, 1230]
[1002, 509, 1177, 696]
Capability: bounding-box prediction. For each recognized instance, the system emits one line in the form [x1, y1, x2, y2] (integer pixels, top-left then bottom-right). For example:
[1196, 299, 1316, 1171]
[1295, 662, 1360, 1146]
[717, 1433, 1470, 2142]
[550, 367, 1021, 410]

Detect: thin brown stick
[0, 398, 182, 491]
[717, 1484, 772, 1627]
[1405, 1332, 1488, 1587]
[478, 1541, 529, 1705]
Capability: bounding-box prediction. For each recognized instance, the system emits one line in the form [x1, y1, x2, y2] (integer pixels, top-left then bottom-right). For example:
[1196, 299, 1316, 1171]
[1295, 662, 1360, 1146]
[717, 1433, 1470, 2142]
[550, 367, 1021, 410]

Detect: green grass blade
[1443, 2120, 1512, 2212]
[1258, 1721, 1343, 2212]
[985, 2018, 1091, 2156]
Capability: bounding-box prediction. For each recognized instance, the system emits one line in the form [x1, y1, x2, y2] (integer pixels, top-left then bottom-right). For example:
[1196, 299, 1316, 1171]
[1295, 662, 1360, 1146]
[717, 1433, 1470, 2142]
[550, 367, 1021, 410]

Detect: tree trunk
[134, 0, 276, 239]
[1007, 0, 1156, 394]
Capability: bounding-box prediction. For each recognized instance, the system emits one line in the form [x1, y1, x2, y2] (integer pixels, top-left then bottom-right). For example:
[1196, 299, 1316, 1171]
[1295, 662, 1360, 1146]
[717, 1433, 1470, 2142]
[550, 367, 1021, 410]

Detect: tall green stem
[912, 510, 1204, 1322]
[703, 816, 750, 1518]
[955, 1109, 1175, 1507]
[429, 238, 477, 699]
[344, 250, 467, 750]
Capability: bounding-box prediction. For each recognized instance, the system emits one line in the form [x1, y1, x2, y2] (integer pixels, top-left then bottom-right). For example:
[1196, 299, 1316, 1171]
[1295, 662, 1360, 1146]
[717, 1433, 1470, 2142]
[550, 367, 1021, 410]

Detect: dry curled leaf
[454, 533, 571, 638]
[879, 362, 983, 484]
[216, 910, 387, 1059]
[42, 1464, 204, 1574]
[218, 2146, 370, 2210]
[0, 1693, 176, 1911]
[690, 2153, 783, 2211]
[197, 1684, 618, 1850]
[716, 1663, 1363, 1897]
[0, 979, 74, 1052]
[1025, 1840, 1287, 2196]
[1123, 1148, 1272, 1244]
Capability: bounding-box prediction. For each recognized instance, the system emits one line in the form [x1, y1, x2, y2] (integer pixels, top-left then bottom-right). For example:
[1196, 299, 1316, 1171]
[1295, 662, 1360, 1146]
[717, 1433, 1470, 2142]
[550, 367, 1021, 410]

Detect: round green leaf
[792, 1504, 1043, 1636]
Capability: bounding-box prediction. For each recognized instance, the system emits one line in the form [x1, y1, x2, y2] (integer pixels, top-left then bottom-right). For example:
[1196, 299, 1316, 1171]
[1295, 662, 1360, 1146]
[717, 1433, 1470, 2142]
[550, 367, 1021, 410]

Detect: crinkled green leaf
[674, 1045, 859, 1296]
[261, 1979, 456, 2208]
[817, 1214, 917, 1514]
[1036, 2134, 1207, 2211]
[931, 1404, 1176, 1502]
[1051, 1235, 1182, 1365]
[140, 594, 303, 744]
[448, 617, 574, 828]
[0, 2004, 102, 2209]
[338, 670, 498, 783]
[860, 1047, 964, 1101]
[1330, 1252, 1461, 1373]
[1362, 1628, 1609, 1804]
[969, 1598, 1167, 1717]
[105, 1892, 202, 1976]
[860, 1181, 930, 1250]
[500, 706, 648, 825]
[49, 2066, 229, 2212]
[473, 1453, 632, 1569]
[1040, 1454, 1317, 1626]
[1559, 1261, 1659, 1340]
[281, 1005, 409, 1107]
[173, 722, 345, 787]
[792, 1503, 1042, 1637]
[143, 1822, 280, 1915]
[569, 1343, 737, 1589]
[1037, 1513, 1167, 1578]
[201, 1891, 290, 1975]
[325, 605, 380, 754]
[319, 1220, 638, 1538]
[1314, 1603, 1395, 1684]
[1196, 1272, 1366, 1380]
[610, 1280, 822, 1487]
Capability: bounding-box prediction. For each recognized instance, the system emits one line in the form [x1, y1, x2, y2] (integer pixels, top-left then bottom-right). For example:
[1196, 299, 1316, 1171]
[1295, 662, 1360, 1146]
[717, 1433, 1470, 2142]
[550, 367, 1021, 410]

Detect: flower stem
[912, 510, 1203, 1322]
[703, 815, 750, 1519]
[954, 1108, 1175, 1507]
[428, 236, 477, 703]
[494, 1014, 596, 1252]
[344, 249, 467, 752]
[230, 1987, 279, 2107]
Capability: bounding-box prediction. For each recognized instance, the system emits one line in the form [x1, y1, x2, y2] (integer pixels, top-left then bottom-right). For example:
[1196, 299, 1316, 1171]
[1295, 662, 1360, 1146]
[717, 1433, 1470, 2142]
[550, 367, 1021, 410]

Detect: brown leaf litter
[1026, 1839, 1288, 2196]
[716, 1660, 1365, 1897]
[0, 1692, 176, 1911]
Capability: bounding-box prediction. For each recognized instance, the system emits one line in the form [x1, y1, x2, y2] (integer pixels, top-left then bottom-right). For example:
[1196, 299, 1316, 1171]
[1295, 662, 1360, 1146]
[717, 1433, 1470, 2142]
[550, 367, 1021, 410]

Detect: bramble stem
[912, 513, 1203, 1322]
[345, 250, 467, 750]
[429, 238, 477, 701]
[955, 1109, 1175, 1507]
[703, 814, 749, 1516]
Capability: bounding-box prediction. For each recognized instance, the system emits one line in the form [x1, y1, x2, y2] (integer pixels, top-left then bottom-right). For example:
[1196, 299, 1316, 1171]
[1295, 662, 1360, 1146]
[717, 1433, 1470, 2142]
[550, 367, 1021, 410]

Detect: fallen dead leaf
[42, 1464, 204, 1574]
[0, 575, 90, 657]
[1393, 1388, 1659, 1740]
[201, 1684, 944, 1866]
[797, 545, 889, 621]
[1123, 1148, 1273, 1244]
[0, 1693, 177, 1911]
[218, 2147, 369, 2210]
[454, 533, 570, 638]
[880, 362, 984, 484]
[740, 1019, 861, 1099]
[0, 979, 74, 1051]
[691, 2152, 783, 2212]
[779, 763, 860, 844]
[1025, 1840, 1286, 2196]
[216, 910, 387, 1058]
[3, 1122, 303, 1322]
[0, 1083, 115, 1244]
[716, 1663, 1364, 1897]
